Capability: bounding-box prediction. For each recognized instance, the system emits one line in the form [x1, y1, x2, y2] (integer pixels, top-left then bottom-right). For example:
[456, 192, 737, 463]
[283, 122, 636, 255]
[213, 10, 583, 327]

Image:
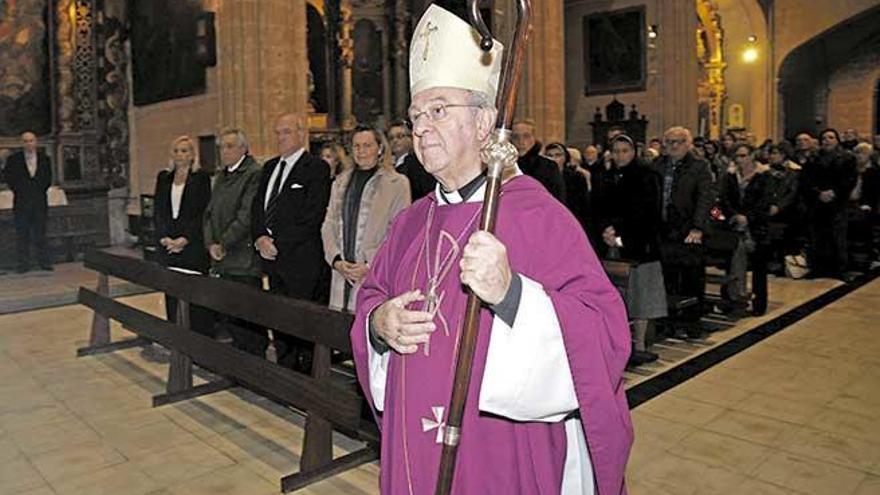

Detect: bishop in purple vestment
[350, 5, 633, 494]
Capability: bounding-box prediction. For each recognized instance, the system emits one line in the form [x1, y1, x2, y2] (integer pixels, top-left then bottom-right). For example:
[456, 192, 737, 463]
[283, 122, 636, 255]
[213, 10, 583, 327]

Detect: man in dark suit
[511, 119, 566, 202]
[253, 112, 331, 372]
[653, 126, 716, 337]
[4, 132, 53, 272]
[388, 120, 436, 200]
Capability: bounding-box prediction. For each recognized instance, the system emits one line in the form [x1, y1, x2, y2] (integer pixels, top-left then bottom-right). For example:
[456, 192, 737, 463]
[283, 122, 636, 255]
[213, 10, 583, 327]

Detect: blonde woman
[321, 125, 411, 310]
[153, 135, 213, 335]
[320, 141, 352, 179]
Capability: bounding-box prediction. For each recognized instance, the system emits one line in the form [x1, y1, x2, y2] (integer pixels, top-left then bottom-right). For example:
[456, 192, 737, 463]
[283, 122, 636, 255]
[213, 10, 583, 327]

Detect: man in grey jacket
[203, 128, 267, 357]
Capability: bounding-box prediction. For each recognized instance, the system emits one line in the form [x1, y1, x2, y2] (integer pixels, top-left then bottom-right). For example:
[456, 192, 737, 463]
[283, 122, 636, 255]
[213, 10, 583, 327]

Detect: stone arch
[778, 4, 880, 137]
[715, 0, 770, 139]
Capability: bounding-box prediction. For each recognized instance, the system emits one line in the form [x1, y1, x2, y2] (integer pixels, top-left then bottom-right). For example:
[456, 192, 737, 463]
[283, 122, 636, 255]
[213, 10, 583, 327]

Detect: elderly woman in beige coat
[322, 126, 411, 310]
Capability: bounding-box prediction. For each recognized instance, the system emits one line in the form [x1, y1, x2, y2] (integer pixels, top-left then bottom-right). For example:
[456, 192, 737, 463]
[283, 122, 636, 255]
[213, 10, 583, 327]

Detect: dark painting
[306, 3, 328, 114]
[131, 0, 206, 106]
[0, 0, 51, 136]
[583, 7, 646, 96]
[352, 19, 383, 125]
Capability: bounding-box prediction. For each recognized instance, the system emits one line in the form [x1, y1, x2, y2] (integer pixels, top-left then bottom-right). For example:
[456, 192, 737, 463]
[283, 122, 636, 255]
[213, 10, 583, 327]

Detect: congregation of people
[149, 114, 430, 373]
[143, 107, 879, 374]
[524, 123, 879, 365]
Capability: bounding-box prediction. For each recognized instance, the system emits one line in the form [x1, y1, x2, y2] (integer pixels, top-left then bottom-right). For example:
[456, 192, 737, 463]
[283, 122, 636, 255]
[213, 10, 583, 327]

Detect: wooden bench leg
[166, 300, 193, 394]
[300, 345, 333, 472]
[281, 446, 378, 493]
[88, 273, 111, 347]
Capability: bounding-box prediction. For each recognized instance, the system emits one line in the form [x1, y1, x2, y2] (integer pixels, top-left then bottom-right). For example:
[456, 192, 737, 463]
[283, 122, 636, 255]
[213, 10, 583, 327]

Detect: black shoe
[718, 301, 748, 320]
[39, 264, 54, 272]
[628, 350, 659, 367]
[673, 327, 704, 340]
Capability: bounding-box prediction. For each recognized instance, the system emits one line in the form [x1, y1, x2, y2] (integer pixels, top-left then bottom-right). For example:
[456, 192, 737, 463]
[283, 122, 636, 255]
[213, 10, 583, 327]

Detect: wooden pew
[76, 250, 377, 493]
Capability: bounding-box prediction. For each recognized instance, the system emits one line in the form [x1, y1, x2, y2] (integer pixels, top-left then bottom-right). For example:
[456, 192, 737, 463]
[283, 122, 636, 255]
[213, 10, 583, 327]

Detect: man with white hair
[350, 5, 632, 494]
[652, 126, 715, 335]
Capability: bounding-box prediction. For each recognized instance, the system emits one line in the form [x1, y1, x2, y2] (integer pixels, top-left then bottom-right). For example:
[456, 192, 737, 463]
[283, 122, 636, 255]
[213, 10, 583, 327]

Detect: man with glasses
[388, 120, 436, 200]
[653, 126, 715, 338]
[349, 4, 633, 494]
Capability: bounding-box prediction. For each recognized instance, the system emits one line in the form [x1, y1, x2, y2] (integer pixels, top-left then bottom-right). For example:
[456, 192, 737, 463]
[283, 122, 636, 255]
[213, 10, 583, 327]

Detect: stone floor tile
[728, 391, 827, 425]
[30, 441, 127, 482]
[635, 452, 748, 495]
[721, 478, 804, 495]
[16, 487, 58, 495]
[625, 438, 670, 479]
[777, 425, 880, 473]
[166, 465, 278, 495]
[0, 457, 51, 494]
[702, 409, 799, 447]
[631, 410, 697, 449]
[134, 440, 236, 485]
[753, 451, 866, 495]
[50, 463, 160, 495]
[0, 432, 23, 463]
[667, 430, 775, 476]
[8, 417, 101, 456]
[665, 378, 754, 408]
[635, 395, 727, 428]
[0, 404, 77, 433]
[853, 475, 880, 495]
[808, 407, 880, 446]
[98, 418, 202, 460]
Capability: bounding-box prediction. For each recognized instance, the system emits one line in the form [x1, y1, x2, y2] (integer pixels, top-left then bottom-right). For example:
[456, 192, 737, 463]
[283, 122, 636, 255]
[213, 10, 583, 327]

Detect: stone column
[217, 0, 309, 158]
[392, 0, 411, 119]
[656, 0, 700, 134]
[337, 1, 356, 130]
[511, 0, 565, 143]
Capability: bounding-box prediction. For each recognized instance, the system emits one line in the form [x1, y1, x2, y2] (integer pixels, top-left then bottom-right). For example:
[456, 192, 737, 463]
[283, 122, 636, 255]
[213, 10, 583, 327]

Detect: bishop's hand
[459, 231, 512, 306]
[373, 290, 436, 354]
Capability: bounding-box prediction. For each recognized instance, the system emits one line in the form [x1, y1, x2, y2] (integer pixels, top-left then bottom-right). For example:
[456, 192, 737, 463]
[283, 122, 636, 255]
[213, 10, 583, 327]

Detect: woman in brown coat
[321, 126, 411, 310]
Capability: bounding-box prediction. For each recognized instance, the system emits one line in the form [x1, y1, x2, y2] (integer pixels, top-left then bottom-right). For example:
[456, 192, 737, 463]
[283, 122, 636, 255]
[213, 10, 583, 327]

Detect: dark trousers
[14, 207, 49, 269]
[216, 274, 269, 358]
[661, 262, 706, 324]
[808, 207, 848, 277]
[750, 245, 769, 315]
[267, 269, 320, 373]
[165, 295, 215, 338]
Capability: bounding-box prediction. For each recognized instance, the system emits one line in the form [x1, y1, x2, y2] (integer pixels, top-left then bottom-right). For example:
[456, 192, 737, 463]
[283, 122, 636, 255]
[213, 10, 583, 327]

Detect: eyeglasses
[735, 153, 750, 158]
[664, 138, 687, 146]
[406, 102, 482, 129]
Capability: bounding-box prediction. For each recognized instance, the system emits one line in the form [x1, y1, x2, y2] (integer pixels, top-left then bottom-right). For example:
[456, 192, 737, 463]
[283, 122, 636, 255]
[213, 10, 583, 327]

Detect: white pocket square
[290, 183, 304, 189]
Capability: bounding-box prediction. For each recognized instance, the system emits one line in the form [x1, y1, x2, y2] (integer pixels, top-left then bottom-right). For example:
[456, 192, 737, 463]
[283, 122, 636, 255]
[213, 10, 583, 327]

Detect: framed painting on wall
[583, 6, 646, 96]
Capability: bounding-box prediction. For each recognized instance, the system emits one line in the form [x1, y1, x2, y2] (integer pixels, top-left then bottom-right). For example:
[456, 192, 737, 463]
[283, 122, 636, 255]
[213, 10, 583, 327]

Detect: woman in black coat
[718, 143, 774, 316]
[153, 135, 213, 336]
[543, 142, 591, 235]
[599, 135, 666, 365]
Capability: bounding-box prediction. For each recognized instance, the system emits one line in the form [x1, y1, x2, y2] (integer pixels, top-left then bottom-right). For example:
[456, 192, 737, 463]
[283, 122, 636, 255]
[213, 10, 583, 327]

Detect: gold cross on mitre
[418, 21, 439, 61]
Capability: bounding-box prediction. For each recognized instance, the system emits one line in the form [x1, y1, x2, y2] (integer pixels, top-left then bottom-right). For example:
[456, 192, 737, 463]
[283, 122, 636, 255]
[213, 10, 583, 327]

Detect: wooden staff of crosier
[434, 1, 532, 494]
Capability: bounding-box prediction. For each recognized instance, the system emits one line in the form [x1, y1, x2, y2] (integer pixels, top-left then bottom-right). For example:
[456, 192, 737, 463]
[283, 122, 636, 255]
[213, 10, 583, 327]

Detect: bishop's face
[409, 87, 494, 189]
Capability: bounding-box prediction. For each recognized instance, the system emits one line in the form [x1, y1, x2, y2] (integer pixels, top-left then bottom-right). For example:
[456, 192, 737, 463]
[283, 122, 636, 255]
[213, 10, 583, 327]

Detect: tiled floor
[627, 277, 880, 495]
[0, 274, 877, 494]
[0, 248, 149, 314]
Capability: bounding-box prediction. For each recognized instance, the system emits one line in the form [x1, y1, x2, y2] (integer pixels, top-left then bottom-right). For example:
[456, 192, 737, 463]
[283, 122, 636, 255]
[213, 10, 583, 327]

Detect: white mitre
[409, 4, 504, 103]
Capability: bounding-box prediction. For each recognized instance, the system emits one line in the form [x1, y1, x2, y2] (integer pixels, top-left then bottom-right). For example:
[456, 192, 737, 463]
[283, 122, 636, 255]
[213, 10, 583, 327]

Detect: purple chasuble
[352, 176, 633, 494]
